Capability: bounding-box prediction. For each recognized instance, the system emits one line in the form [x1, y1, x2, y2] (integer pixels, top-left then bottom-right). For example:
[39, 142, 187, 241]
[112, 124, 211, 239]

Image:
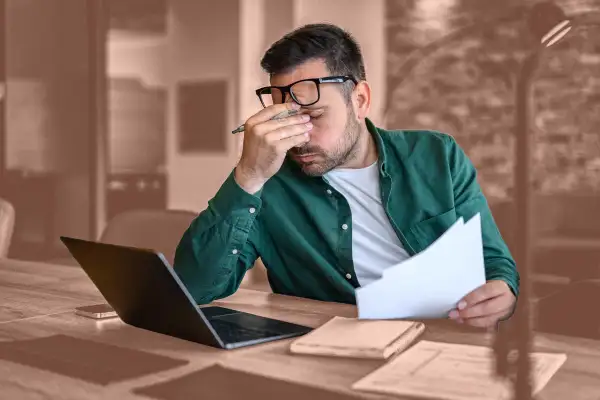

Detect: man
[173, 23, 519, 329]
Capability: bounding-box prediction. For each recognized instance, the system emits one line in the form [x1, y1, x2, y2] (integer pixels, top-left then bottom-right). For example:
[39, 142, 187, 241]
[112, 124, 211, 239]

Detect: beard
[289, 106, 362, 177]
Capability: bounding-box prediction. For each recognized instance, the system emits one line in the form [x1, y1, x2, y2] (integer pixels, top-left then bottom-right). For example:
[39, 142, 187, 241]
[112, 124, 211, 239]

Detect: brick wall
[386, 0, 600, 203]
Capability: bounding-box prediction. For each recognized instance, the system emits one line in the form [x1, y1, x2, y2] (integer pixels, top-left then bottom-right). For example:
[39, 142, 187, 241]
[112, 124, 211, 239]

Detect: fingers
[246, 102, 301, 128]
[451, 293, 513, 320]
[264, 123, 312, 151]
[460, 280, 510, 308]
[448, 280, 517, 329]
[275, 131, 311, 152]
[264, 119, 312, 140]
[255, 113, 311, 136]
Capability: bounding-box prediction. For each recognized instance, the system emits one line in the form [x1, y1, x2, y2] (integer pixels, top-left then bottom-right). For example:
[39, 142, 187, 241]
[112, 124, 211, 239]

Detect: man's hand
[235, 102, 312, 194]
[448, 280, 516, 328]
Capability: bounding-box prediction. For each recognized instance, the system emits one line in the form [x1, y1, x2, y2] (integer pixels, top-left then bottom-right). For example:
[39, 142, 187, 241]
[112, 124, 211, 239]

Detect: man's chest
[257, 169, 459, 255]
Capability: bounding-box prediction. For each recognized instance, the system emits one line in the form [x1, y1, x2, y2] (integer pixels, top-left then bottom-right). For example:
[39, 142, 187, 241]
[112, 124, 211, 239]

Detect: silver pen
[231, 109, 300, 134]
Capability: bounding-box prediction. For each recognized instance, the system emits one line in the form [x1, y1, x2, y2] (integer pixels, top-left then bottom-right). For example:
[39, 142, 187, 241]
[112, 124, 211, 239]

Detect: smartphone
[74, 304, 118, 319]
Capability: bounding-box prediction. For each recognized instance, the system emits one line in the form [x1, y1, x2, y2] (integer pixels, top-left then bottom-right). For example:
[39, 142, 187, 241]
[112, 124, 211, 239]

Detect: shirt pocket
[407, 208, 458, 253]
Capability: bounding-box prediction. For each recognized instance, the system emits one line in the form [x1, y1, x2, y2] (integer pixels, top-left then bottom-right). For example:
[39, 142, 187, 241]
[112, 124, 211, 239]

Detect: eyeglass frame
[255, 75, 358, 108]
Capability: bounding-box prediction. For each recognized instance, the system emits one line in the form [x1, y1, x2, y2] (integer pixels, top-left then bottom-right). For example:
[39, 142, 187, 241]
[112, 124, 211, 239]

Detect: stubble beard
[293, 107, 362, 177]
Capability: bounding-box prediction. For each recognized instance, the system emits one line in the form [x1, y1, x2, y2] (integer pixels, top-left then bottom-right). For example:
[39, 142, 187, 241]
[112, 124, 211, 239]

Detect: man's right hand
[234, 102, 313, 194]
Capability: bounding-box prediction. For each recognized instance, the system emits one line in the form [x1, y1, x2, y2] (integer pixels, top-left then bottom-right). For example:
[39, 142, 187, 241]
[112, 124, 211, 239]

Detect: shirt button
[345, 273, 352, 279]
[232, 249, 238, 254]
[342, 223, 348, 230]
[249, 207, 256, 214]
[326, 189, 332, 195]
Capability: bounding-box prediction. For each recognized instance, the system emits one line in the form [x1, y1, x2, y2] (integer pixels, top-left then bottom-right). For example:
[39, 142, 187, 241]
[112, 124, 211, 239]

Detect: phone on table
[75, 304, 118, 319]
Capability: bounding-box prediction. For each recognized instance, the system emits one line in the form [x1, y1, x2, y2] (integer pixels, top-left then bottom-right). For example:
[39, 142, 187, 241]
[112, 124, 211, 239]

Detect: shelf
[536, 237, 600, 249]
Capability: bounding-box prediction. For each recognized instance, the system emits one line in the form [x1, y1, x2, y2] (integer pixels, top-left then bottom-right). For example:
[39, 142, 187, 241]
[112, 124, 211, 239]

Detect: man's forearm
[173, 169, 262, 304]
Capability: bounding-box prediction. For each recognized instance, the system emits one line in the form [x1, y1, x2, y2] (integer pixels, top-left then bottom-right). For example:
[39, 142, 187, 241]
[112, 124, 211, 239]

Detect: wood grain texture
[0, 258, 599, 399]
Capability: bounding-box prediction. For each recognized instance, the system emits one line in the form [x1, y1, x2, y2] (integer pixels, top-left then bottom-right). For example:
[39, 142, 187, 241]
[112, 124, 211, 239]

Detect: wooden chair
[0, 198, 15, 258]
[98, 209, 198, 266]
[57, 208, 270, 290]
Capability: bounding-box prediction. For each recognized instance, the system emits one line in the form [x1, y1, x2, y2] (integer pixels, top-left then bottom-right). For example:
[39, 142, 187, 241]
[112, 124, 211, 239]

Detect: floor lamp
[508, 2, 571, 399]
[384, 2, 573, 399]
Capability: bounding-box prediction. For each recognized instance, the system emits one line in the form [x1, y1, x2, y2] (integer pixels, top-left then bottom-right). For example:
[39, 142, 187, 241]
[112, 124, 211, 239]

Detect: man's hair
[260, 23, 366, 103]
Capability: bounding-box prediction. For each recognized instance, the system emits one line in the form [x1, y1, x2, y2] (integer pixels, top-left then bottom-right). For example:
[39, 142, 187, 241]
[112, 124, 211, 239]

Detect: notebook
[352, 340, 567, 400]
[289, 316, 425, 360]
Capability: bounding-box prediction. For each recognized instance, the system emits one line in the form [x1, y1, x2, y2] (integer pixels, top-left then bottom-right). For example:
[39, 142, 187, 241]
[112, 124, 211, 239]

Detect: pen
[231, 109, 300, 134]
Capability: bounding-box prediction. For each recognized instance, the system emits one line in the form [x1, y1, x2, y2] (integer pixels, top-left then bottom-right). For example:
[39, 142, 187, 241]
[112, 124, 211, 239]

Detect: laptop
[60, 236, 313, 349]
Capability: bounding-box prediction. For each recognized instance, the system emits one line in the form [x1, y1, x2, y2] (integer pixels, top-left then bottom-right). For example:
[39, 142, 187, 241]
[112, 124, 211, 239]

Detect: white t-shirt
[324, 161, 410, 286]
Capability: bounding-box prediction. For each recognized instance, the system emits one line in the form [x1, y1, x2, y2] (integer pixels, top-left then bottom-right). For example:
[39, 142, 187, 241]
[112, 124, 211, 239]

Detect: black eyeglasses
[255, 75, 358, 108]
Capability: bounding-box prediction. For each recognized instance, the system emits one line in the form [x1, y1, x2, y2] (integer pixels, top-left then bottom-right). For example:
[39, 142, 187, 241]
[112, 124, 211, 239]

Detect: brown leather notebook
[289, 316, 425, 360]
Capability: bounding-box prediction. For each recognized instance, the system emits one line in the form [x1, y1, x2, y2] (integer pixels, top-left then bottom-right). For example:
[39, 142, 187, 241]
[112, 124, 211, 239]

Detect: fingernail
[448, 310, 459, 319]
[301, 114, 310, 121]
[458, 301, 467, 310]
[291, 102, 301, 109]
[305, 122, 313, 129]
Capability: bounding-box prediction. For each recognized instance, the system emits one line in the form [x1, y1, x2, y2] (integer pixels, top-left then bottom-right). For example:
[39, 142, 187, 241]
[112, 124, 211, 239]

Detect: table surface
[1, 258, 600, 400]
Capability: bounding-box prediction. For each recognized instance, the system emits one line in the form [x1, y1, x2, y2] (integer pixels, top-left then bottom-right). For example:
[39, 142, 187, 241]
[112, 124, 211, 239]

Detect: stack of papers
[356, 213, 486, 319]
[352, 340, 567, 400]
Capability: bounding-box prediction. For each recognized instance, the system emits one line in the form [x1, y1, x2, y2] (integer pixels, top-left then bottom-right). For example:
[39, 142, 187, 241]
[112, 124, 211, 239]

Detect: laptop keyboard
[209, 318, 281, 343]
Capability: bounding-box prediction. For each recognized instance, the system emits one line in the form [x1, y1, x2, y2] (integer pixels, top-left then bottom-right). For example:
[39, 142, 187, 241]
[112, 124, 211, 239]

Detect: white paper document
[352, 340, 567, 400]
[355, 213, 486, 319]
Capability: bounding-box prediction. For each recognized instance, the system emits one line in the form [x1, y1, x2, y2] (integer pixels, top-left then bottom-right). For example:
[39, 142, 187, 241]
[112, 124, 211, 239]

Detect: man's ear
[353, 81, 371, 120]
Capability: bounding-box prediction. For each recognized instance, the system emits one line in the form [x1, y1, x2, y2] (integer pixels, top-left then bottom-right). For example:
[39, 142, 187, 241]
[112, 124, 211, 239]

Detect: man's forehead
[269, 59, 329, 86]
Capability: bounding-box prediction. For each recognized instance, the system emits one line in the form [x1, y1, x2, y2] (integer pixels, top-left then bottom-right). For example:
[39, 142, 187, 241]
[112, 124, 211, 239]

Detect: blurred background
[0, 0, 598, 298]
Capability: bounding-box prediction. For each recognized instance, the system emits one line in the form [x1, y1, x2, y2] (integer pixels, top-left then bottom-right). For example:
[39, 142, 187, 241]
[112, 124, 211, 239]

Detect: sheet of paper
[355, 213, 486, 319]
[352, 340, 567, 400]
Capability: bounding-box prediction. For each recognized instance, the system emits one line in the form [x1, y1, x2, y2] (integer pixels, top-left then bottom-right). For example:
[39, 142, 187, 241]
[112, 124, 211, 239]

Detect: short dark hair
[260, 23, 366, 103]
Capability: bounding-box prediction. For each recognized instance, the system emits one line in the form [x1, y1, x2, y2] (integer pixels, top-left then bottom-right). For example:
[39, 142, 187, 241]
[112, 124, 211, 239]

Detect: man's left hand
[448, 280, 516, 328]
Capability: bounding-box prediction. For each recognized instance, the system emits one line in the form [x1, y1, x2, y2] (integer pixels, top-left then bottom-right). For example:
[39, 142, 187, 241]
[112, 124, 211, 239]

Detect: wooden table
[1, 259, 599, 399]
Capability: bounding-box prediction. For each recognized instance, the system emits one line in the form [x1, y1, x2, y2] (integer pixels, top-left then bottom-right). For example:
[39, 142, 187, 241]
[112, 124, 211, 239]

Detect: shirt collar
[365, 117, 389, 177]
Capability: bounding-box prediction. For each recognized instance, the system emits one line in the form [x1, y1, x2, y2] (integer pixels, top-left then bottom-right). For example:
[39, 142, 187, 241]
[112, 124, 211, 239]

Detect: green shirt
[173, 118, 519, 305]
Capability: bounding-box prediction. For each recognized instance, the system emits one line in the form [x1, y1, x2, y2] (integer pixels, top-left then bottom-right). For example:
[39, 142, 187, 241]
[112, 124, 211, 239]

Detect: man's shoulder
[378, 126, 454, 147]
[376, 125, 458, 162]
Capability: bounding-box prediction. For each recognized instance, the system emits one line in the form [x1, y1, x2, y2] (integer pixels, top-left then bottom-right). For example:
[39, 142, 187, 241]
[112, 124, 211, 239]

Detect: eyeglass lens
[259, 80, 319, 107]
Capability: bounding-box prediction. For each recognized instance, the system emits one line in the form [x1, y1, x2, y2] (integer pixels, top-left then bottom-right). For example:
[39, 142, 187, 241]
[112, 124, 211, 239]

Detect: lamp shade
[527, 1, 572, 47]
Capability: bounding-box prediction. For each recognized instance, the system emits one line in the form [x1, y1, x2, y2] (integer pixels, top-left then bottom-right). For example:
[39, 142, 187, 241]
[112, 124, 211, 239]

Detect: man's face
[269, 59, 362, 176]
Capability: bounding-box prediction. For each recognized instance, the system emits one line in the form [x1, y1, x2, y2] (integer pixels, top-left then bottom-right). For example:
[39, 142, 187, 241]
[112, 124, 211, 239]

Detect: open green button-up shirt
[173, 118, 519, 305]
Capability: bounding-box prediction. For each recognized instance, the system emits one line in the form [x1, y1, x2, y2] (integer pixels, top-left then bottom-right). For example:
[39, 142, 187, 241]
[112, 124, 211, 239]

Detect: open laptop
[60, 236, 312, 349]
